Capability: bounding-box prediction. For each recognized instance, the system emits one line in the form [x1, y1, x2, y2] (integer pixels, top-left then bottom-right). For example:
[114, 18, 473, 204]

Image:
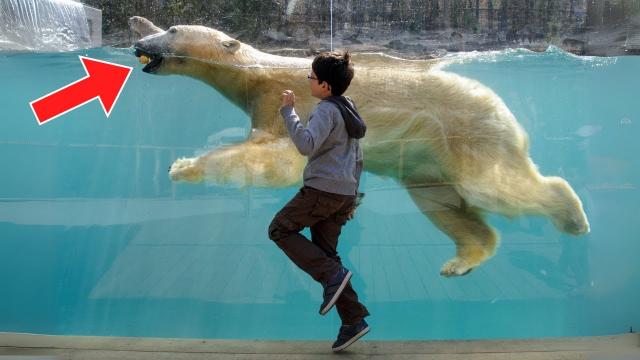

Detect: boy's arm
[280, 104, 334, 156]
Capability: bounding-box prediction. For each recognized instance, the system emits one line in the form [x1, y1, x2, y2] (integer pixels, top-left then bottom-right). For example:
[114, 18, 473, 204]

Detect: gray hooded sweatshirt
[280, 100, 363, 196]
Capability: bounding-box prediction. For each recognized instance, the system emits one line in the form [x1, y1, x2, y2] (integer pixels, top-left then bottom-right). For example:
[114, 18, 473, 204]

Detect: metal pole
[330, 0, 333, 51]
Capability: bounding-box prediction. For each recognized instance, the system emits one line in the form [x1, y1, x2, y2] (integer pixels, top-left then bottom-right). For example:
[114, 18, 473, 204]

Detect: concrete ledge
[1, 332, 638, 359]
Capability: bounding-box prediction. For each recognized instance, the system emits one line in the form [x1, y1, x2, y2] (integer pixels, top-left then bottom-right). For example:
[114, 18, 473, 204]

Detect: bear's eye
[169, 27, 177, 34]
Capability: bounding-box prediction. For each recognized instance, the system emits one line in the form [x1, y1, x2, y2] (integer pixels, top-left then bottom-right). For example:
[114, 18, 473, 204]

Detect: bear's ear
[221, 39, 241, 54]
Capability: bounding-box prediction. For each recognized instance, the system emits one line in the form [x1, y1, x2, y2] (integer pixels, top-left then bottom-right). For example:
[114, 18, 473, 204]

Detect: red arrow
[30, 56, 132, 125]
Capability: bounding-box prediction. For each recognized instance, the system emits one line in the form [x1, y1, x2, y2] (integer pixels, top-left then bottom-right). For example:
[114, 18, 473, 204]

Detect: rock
[342, 33, 363, 45]
[562, 38, 586, 55]
[386, 39, 405, 50]
[265, 29, 292, 42]
[433, 48, 448, 57]
[292, 26, 315, 43]
[450, 31, 463, 40]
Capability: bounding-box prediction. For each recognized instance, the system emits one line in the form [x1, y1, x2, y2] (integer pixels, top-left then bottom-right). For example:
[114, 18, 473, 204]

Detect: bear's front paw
[440, 257, 474, 277]
[168, 157, 204, 183]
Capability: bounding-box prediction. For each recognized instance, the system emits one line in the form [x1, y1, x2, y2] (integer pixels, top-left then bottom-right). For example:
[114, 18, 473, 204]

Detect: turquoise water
[0, 47, 638, 340]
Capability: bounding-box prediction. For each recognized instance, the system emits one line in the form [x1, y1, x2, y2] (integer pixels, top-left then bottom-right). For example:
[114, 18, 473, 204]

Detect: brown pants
[268, 186, 369, 325]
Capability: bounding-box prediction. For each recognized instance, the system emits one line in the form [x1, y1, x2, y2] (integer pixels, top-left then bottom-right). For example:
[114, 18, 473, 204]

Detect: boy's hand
[281, 90, 295, 108]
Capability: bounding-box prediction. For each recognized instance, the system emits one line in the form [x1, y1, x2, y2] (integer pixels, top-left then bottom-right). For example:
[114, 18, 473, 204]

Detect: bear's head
[134, 25, 245, 75]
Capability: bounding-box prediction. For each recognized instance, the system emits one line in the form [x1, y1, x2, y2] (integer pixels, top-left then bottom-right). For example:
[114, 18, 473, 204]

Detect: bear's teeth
[139, 55, 150, 64]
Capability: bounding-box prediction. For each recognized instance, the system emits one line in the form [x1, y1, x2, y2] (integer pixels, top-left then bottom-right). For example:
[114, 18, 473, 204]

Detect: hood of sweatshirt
[324, 96, 367, 139]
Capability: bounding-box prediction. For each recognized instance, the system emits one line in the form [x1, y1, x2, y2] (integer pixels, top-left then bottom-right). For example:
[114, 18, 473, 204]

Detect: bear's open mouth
[134, 47, 163, 73]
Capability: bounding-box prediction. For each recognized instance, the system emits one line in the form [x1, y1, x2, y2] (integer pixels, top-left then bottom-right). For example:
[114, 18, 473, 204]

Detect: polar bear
[132, 18, 590, 277]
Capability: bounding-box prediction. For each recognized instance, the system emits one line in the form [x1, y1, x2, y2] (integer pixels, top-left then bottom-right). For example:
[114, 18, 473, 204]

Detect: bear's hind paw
[440, 257, 475, 277]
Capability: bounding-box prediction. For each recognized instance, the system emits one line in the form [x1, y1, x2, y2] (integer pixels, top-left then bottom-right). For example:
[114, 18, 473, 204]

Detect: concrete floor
[1, 332, 639, 360]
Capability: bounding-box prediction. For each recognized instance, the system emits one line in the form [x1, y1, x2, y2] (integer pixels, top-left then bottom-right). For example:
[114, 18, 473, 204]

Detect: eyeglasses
[307, 73, 318, 81]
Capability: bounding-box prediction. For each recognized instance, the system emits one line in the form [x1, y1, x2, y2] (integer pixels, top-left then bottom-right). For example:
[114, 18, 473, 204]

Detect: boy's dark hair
[312, 51, 354, 96]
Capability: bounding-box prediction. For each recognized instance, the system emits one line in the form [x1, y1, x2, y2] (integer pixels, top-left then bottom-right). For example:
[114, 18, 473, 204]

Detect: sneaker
[331, 319, 370, 352]
[319, 267, 352, 315]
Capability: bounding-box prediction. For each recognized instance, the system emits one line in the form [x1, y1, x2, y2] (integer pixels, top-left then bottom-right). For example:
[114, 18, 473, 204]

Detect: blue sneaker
[319, 267, 352, 315]
[332, 319, 370, 352]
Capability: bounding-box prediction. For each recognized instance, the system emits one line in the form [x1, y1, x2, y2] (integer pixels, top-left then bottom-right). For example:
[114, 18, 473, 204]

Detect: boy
[268, 51, 369, 352]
